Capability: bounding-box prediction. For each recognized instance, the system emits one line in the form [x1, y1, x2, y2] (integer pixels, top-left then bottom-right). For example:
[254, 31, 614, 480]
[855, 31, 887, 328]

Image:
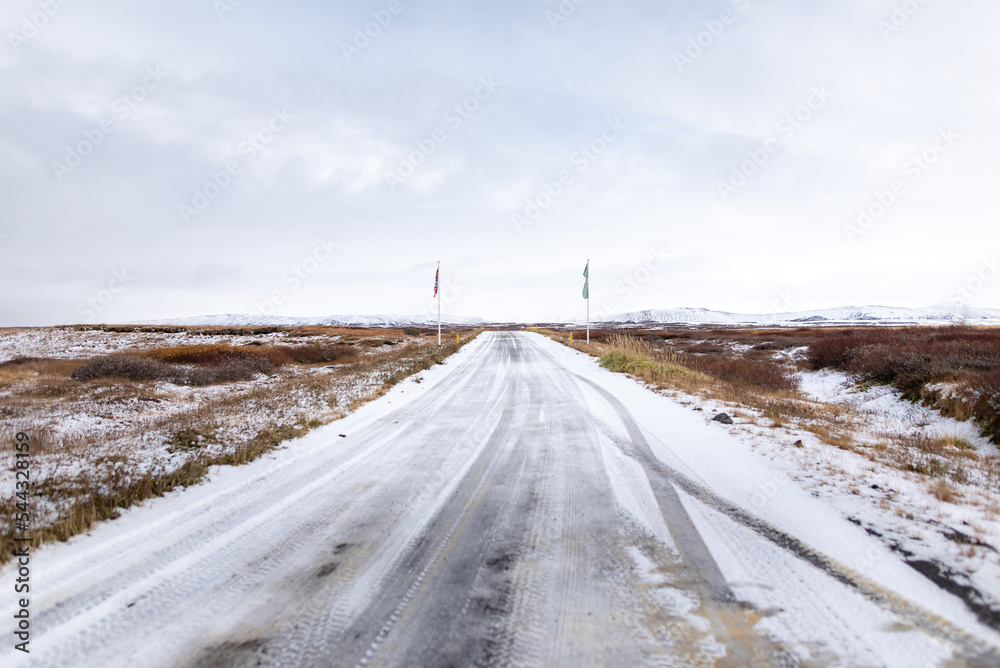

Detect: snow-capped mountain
[598, 305, 1000, 325]
[145, 314, 486, 327]
[142, 305, 1000, 328]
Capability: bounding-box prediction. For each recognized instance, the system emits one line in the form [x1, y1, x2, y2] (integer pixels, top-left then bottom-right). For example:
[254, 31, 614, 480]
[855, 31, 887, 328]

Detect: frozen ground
[797, 368, 996, 455]
[0, 326, 292, 360]
[643, 358, 1000, 640]
[1, 332, 998, 667]
[0, 327, 448, 529]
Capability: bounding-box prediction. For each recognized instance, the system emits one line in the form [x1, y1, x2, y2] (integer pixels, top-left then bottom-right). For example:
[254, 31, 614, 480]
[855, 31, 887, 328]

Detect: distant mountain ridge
[597, 305, 1000, 325]
[144, 314, 486, 327]
[142, 305, 1000, 328]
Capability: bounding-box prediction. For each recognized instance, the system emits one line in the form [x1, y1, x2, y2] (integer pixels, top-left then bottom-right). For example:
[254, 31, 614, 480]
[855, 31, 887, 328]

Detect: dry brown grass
[0, 358, 82, 384]
[930, 479, 961, 504]
[598, 334, 709, 384]
[549, 330, 799, 406]
[801, 423, 856, 451]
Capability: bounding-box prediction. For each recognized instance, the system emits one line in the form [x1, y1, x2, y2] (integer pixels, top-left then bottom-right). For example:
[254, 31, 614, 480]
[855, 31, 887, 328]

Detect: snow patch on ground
[798, 368, 993, 451]
[529, 333, 1000, 651]
[0, 328, 471, 527]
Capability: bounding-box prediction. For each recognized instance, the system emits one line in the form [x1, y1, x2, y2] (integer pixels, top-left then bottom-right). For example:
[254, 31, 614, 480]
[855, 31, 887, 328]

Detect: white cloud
[2, 0, 999, 324]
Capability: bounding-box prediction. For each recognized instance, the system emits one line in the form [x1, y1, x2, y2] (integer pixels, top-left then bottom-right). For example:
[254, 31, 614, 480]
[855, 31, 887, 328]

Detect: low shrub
[72, 353, 275, 385]
[961, 370, 1000, 442]
[844, 345, 949, 399]
[143, 344, 267, 366]
[685, 356, 798, 393]
[183, 357, 275, 386]
[266, 343, 353, 365]
[571, 329, 613, 343]
[71, 355, 170, 382]
[807, 327, 1000, 443]
[806, 333, 864, 371]
[807, 328, 1000, 381]
[687, 341, 726, 354]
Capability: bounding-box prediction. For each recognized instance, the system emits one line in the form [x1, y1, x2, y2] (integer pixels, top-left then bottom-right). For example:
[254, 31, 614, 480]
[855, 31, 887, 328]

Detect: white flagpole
[586, 259, 590, 345]
[437, 261, 441, 346]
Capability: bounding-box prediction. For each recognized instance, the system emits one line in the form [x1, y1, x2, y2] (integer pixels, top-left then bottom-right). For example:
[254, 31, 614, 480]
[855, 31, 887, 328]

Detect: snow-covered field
[599, 347, 1000, 627]
[0, 326, 292, 360]
[2, 331, 998, 667]
[0, 326, 469, 542]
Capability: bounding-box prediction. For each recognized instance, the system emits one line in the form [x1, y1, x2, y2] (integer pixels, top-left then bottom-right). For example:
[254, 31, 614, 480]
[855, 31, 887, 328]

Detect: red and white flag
[433, 264, 439, 297]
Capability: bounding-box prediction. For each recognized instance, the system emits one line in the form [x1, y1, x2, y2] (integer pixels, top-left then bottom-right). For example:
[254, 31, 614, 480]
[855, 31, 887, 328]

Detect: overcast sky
[2, 0, 998, 326]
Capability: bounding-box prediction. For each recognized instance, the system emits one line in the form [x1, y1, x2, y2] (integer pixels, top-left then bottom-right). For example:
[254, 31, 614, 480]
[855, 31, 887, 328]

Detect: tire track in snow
[12, 335, 503, 667]
[529, 337, 781, 667]
[569, 370, 1000, 666]
[10, 331, 993, 667]
[184, 337, 516, 667]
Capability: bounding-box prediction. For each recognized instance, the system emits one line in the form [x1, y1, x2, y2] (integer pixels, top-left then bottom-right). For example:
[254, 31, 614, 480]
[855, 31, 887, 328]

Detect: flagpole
[437, 261, 441, 346]
[586, 258, 590, 345]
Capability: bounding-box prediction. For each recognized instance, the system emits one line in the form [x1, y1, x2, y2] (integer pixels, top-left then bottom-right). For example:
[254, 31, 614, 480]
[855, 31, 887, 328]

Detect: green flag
[582, 261, 589, 299]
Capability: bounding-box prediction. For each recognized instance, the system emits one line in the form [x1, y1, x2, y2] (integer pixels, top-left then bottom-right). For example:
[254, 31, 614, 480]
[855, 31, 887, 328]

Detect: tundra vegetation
[548, 326, 1000, 519]
[0, 325, 477, 564]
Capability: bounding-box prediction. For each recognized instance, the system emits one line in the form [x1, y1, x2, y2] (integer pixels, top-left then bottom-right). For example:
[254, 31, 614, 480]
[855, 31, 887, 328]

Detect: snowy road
[4, 332, 1000, 667]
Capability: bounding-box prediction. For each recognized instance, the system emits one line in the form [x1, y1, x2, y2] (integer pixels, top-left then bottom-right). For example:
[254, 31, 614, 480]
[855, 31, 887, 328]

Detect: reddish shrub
[685, 356, 798, 393]
[73, 353, 276, 385]
[143, 344, 267, 366]
[71, 355, 170, 382]
[807, 327, 1000, 442]
[961, 370, 1000, 442]
[806, 333, 866, 370]
[183, 357, 275, 386]
[807, 327, 1000, 384]
[266, 344, 353, 365]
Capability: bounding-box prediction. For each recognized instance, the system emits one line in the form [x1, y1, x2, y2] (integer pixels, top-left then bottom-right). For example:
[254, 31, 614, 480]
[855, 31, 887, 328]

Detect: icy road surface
[4, 332, 1000, 667]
